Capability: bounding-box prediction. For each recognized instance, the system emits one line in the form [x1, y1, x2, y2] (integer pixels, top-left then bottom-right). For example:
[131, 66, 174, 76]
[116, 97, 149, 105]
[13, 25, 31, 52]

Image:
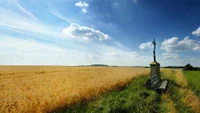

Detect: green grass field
[183, 71, 200, 97]
[51, 69, 200, 113]
[52, 75, 164, 113]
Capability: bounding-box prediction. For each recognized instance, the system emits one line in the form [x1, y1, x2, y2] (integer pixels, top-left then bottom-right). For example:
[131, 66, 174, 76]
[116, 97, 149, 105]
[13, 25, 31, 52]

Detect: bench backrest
[149, 75, 161, 88]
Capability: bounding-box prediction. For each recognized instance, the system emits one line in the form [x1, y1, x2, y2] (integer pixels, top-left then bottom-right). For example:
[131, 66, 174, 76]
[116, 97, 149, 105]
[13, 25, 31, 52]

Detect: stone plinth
[150, 61, 160, 77]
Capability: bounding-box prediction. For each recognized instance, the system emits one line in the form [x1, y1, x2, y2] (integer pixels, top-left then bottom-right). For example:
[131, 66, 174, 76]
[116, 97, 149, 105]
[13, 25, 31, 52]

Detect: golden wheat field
[0, 66, 149, 113]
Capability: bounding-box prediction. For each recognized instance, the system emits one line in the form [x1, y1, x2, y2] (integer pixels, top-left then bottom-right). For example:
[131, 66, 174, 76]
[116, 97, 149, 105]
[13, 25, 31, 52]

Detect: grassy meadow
[0, 66, 149, 113]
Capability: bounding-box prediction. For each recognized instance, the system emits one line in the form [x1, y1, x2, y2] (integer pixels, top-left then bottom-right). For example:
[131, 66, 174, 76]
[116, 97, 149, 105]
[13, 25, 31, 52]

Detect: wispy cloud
[0, 6, 62, 39]
[162, 53, 179, 59]
[51, 9, 72, 23]
[0, 36, 65, 52]
[15, 1, 38, 20]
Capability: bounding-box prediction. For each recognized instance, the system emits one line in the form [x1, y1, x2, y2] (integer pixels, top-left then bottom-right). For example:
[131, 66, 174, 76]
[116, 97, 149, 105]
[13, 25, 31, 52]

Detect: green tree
[184, 63, 194, 70]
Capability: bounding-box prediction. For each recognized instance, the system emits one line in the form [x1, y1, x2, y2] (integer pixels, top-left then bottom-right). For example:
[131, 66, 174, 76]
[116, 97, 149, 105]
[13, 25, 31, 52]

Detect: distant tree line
[183, 63, 200, 70]
[163, 66, 184, 68]
[163, 64, 200, 70]
[91, 64, 109, 66]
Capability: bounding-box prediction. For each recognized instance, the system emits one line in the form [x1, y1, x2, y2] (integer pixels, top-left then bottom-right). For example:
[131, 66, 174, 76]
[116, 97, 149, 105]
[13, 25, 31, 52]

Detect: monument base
[150, 61, 160, 77]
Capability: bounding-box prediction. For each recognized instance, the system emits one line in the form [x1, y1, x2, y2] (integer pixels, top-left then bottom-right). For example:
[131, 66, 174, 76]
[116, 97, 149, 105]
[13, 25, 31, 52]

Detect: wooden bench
[146, 75, 168, 92]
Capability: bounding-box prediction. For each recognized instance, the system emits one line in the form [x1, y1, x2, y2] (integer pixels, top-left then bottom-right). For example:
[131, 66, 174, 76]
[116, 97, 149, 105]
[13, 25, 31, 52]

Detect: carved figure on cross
[152, 39, 156, 62]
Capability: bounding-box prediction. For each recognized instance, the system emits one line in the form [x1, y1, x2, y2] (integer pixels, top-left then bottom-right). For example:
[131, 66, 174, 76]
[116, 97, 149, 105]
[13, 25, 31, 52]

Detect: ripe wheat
[0, 66, 149, 113]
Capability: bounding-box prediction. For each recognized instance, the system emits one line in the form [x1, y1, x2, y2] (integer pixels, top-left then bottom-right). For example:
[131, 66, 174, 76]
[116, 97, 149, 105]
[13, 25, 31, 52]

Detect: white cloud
[62, 23, 111, 41]
[14, 1, 38, 20]
[160, 36, 200, 52]
[139, 41, 153, 49]
[75, 1, 89, 13]
[162, 37, 178, 45]
[162, 53, 179, 59]
[82, 8, 87, 13]
[192, 27, 200, 36]
[75, 1, 89, 7]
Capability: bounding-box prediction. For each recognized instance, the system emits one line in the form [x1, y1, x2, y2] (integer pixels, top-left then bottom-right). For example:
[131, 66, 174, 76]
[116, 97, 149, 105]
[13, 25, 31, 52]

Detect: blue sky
[0, 0, 200, 66]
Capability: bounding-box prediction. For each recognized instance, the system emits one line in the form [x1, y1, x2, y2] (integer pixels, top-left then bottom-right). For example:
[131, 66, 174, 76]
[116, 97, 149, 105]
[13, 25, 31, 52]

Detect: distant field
[0, 66, 149, 113]
[183, 71, 200, 96]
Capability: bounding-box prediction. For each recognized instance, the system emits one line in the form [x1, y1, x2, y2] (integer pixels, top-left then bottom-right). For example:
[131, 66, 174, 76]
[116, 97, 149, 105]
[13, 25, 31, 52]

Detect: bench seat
[158, 80, 168, 90]
[146, 75, 168, 92]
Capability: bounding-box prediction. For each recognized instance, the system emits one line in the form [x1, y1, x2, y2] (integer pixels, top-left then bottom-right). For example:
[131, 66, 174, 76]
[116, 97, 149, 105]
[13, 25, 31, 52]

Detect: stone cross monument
[150, 39, 160, 77]
[146, 39, 168, 91]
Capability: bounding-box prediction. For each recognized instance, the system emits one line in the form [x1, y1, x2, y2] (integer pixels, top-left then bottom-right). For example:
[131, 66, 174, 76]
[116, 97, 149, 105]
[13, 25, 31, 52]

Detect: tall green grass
[183, 71, 200, 97]
[51, 76, 166, 113]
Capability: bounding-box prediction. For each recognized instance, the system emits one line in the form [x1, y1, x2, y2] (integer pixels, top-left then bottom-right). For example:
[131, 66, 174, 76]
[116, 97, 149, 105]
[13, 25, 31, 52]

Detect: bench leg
[156, 89, 161, 94]
[156, 89, 167, 94]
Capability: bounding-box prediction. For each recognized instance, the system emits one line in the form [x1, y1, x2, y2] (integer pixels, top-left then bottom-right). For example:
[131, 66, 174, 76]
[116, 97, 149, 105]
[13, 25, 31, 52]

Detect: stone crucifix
[152, 39, 156, 62]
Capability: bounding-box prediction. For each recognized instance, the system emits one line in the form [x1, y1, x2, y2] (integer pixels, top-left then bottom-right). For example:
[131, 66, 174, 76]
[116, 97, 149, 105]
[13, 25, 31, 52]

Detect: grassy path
[161, 69, 191, 113]
[160, 91, 177, 113]
[161, 69, 200, 113]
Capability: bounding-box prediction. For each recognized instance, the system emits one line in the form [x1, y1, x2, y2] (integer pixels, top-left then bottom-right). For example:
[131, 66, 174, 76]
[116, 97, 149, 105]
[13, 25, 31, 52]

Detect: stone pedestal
[150, 61, 160, 77]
